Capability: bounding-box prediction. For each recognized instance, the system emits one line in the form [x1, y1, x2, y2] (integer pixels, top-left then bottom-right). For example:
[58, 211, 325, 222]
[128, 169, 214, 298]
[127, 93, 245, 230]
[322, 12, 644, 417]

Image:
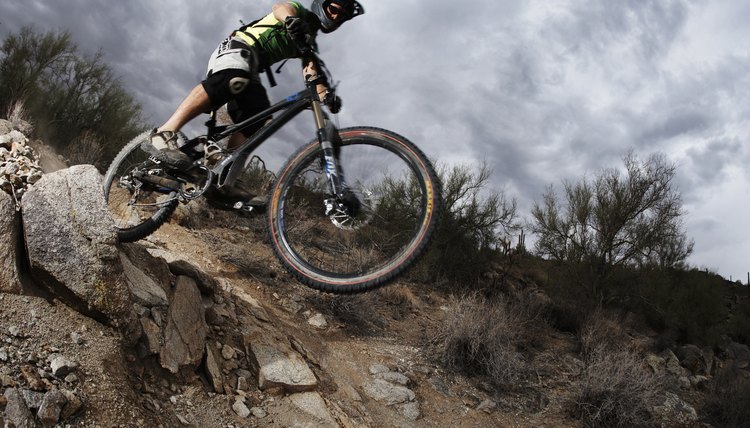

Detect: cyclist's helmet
[311, 0, 365, 33]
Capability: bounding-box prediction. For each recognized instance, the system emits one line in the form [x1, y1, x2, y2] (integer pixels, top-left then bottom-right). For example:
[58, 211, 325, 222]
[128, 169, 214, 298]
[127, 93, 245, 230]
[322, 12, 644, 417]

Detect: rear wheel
[103, 131, 179, 242]
[268, 127, 441, 293]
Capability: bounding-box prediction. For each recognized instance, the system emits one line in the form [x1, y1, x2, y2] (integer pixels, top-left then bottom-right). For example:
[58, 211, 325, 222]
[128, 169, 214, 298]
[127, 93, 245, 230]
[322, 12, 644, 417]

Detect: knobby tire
[102, 131, 178, 243]
[268, 126, 441, 293]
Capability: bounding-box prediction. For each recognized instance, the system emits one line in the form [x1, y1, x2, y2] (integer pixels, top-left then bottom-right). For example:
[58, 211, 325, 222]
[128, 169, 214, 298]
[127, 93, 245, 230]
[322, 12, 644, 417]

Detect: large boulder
[0, 190, 22, 293]
[21, 165, 133, 331]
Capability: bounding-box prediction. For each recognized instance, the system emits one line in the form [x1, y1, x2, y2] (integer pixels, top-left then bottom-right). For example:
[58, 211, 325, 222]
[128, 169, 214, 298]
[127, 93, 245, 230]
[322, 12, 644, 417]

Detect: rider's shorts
[203, 37, 271, 135]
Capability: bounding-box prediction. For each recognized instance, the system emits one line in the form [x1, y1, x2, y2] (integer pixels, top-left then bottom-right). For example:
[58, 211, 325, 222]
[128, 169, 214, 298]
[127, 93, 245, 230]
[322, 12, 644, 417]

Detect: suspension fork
[310, 89, 346, 197]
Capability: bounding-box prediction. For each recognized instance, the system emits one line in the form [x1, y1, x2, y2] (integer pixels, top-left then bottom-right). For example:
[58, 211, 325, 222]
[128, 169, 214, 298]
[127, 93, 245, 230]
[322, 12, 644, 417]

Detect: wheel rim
[274, 137, 432, 283]
[105, 145, 177, 231]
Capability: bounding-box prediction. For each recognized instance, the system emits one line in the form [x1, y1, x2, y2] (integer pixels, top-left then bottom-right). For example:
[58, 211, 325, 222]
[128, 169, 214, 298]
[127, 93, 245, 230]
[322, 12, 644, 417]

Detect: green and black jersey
[234, 1, 318, 66]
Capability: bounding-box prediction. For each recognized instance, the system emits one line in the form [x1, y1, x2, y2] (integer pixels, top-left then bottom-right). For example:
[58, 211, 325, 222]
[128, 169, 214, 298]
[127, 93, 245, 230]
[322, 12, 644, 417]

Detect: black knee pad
[202, 69, 254, 109]
[227, 85, 271, 137]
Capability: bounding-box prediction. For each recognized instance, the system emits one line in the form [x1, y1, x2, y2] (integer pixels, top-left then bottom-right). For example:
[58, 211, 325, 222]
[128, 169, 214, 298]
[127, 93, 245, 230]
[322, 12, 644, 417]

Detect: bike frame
[186, 57, 346, 197]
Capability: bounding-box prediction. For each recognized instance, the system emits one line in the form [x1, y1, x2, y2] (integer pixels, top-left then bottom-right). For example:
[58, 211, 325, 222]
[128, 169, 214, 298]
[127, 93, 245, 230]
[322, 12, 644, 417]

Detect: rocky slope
[2, 121, 749, 427]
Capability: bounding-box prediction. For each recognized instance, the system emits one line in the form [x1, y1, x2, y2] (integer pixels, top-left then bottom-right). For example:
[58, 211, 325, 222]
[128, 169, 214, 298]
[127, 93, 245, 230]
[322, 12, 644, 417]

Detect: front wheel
[103, 131, 179, 242]
[268, 127, 442, 293]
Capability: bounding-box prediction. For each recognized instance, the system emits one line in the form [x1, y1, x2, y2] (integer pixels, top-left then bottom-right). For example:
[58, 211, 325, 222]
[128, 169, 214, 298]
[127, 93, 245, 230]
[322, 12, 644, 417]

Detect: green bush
[635, 268, 726, 348]
[0, 26, 143, 168]
[530, 152, 693, 300]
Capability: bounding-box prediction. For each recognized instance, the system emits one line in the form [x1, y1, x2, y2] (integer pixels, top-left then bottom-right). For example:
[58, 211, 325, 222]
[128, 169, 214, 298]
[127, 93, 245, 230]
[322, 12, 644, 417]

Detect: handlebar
[294, 38, 340, 111]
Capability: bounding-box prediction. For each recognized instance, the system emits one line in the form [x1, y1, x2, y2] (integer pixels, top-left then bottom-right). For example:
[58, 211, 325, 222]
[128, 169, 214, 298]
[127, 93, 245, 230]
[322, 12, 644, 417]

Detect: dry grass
[705, 363, 750, 427]
[569, 346, 661, 427]
[568, 307, 661, 426]
[6, 100, 32, 132]
[578, 308, 630, 359]
[431, 294, 533, 391]
[307, 292, 387, 334]
[65, 130, 105, 167]
[377, 285, 420, 319]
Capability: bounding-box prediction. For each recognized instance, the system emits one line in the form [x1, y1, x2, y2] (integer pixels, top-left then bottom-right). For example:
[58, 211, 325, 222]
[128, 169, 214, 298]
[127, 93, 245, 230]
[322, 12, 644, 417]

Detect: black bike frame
[193, 69, 346, 196]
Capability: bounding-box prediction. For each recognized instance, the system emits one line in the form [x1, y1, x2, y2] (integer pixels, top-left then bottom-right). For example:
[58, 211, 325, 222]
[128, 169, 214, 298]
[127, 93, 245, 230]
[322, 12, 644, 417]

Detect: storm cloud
[2, 0, 749, 280]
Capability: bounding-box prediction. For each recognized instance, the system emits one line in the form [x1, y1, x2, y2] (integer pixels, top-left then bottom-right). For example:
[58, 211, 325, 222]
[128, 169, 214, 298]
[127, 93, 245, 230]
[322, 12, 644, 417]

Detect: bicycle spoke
[277, 140, 427, 278]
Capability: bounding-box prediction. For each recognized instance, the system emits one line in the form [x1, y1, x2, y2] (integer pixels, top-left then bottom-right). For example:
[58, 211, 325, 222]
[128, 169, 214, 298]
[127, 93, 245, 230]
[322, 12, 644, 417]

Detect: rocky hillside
[2, 121, 749, 427]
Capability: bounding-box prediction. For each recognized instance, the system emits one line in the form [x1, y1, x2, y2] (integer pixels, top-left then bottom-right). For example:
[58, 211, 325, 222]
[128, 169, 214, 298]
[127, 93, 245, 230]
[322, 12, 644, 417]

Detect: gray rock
[204, 344, 224, 394]
[289, 392, 339, 427]
[651, 392, 698, 426]
[232, 400, 251, 418]
[8, 325, 22, 337]
[646, 353, 666, 375]
[363, 379, 416, 405]
[144, 248, 219, 294]
[477, 399, 497, 414]
[676, 344, 706, 375]
[159, 276, 209, 373]
[369, 364, 390, 375]
[140, 317, 162, 355]
[119, 251, 169, 307]
[37, 390, 68, 427]
[397, 401, 421, 421]
[59, 390, 83, 419]
[660, 349, 687, 377]
[248, 341, 318, 393]
[237, 376, 249, 392]
[376, 371, 410, 386]
[250, 407, 267, 418]
[50, 355, 78, 377]
[4, 388, 36, 428]
[21, 389, 45, 410]
[221, 344, 236, 360]
[22, 165, 133, 327]
[0, 190, 22, 293]
[428, 376, 452, 396]
[307, 313, 328, 328]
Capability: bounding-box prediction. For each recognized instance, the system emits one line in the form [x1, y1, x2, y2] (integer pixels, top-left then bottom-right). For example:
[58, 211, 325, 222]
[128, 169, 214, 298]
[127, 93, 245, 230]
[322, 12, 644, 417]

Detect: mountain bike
[102, 44, 441, 294]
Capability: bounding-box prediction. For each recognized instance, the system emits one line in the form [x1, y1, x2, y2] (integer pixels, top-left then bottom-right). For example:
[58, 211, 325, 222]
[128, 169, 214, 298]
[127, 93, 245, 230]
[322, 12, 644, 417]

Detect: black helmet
[311, 0, 364, 33]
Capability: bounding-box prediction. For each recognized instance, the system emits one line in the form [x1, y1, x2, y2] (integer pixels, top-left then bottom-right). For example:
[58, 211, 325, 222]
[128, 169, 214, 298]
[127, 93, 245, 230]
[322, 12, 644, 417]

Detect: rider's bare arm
[273, 3, 329, 100]
[303, 61, 330, 102]
[272, 2, 297, 20]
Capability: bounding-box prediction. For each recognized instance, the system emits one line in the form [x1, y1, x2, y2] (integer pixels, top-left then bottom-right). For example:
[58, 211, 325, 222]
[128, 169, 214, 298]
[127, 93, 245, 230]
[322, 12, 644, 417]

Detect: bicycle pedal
[233, 201, 254, 212]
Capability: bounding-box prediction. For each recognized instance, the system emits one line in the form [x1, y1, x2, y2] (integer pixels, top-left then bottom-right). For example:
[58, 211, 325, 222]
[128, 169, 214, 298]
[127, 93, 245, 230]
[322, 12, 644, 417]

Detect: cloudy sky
[2, 0, 749, 281]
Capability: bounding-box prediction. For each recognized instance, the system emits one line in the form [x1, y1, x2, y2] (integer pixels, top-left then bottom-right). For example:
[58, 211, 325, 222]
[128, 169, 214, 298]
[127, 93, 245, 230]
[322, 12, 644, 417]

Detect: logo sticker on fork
[324, 155, 337, 177]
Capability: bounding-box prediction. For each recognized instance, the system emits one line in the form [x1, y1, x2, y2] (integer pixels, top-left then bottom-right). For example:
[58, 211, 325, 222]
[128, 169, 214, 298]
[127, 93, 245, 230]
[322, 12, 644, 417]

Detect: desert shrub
[376, 285, 420, 320]
[727, 299, 750, 345]
[705, 363, 750, 427]
[306, 292, 387, 334]
[531, 152, 693, 300]
[0, 26, 143, 166]
[578, 308, 630, 359]
[5, 99, 31, 131]
[306, 286, 421, 333]
[545, 300, 586, 334]
[65, 130, 105, 168]
[635, 268, 726, 348]
[431, 294, 533, 391]
[570, 347, 661, 427]
[409, 162, 519, 288]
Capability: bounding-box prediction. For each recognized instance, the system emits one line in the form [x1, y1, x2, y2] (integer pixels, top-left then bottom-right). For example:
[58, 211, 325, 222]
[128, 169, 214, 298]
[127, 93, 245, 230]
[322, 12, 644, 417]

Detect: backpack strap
[235, 20, 281, 87]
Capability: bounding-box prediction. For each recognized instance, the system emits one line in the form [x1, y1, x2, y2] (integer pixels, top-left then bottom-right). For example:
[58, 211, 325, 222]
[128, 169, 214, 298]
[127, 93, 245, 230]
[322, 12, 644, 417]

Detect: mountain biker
[141, 0, 365, 172]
